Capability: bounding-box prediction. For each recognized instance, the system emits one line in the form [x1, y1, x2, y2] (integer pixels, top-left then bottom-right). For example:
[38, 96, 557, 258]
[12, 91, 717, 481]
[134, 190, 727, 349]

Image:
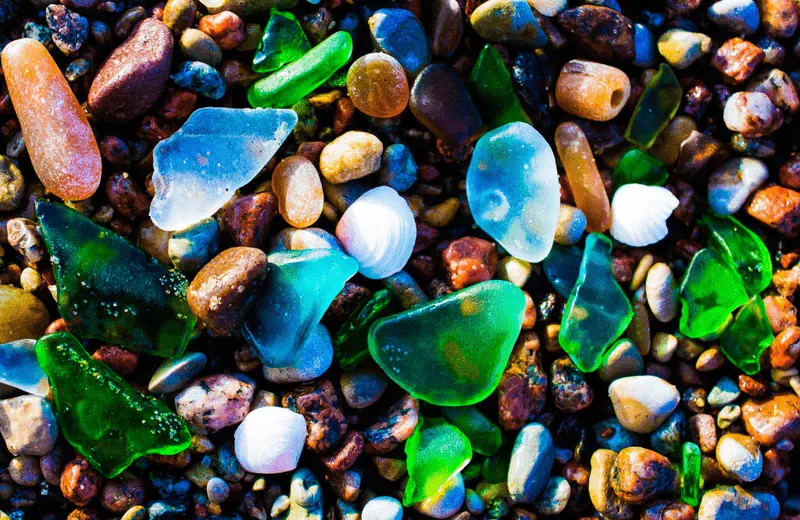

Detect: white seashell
[336, 186, 416, 280]
[234, 407, 307, 474]
[526, 0, 567, 17]
[611, 184, 679, 247]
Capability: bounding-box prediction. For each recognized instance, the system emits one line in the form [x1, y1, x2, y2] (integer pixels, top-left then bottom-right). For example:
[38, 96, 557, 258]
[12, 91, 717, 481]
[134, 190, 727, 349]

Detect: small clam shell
[611, 184, 679, 247]
[645, 263, 678, 323]
[335, 186, 416, 280]
[527, 0, 567, 17]
[234, 406, 307, 474]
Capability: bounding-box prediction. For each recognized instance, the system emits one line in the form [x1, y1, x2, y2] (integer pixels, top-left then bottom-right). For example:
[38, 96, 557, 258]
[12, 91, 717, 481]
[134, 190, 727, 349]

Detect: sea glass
[720, 295, 774, 375]
[252, 9, 310, 74]
[248, 31, 353, 108]
[1, 38, 101, 201]
[36, 332, 191, 478]
[334, 289, 396, 371]
[243, 249, 358, 368]
[612, 148, 668, 187]
[625, 63, 682, 149]
[368, 280, 526, 406]
[554, 122, 612, 233]
[559, 234, 633, 373]
[36, 201, 196, 358]
[0, 340, 49, 397]
[151, 107, 297, 231]
[441, 405, 501, 456]
[679, 249, 749, 339]
[467, 44, 532, 130]
[701, 214, 772, 296]
[543, 244, 582, 299]
[680, 441, 702, 507]
[466, 122, 560, 263]
[404, 417, 472, 506]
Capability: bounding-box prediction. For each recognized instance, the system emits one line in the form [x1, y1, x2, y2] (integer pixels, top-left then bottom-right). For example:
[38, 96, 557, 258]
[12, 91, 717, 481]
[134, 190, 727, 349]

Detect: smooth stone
[378, 143, 417, 193]
[633, 23, 657, 67]
[168, 218, 220, 272]
[466, 122, 560, 263]
[708, 158, 769, 216]
[593, 418, 639, 452]
[340, 369, 388, 409]
[362, 496, 403, 520]
[532, 476, 570, 515]
[650, 410, 685, 459]
[698, 486, 779, 520]
[707, 0, 760, 34]
[412, 473, 464, 519]
[171, 61, 226, 99]
[589, 450, 635, 520]
[263, 324, 333, 383]
[270, 228, 343, 253]
[319, 131, 383, 184]
[233, 406, 307, 474]
[716, 434, 762, 482]
[470, 0, 547, 48]
[368, 8, 431, 77]
[0, 340, 49, 397]
[554, 205, 586, 246]
[148, 352, 208, 394]
[608, 376, 680, 434]
[598, 339, 644, 382]
[707, 376, 741, 408]
[0, 395, 59, 456]
[151, 107, 297, 231]
[410, 64, 482, 145]
[507, 422, 555, 503]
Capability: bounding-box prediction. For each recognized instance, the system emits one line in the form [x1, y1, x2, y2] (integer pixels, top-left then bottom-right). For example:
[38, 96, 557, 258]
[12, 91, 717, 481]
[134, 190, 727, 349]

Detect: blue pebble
[148, 500, 188, 519]
[215, 441, 245, 481]
[708, 0, 760, 35]
[368, 8, 431, 76]
[378, 144, 418, 192]
[633, 24, 657, 68]
[172, 61, 226, 100]
[150, 473, 192, 500]
[650, 409, 685, 458]
[593, 418, 639, 452]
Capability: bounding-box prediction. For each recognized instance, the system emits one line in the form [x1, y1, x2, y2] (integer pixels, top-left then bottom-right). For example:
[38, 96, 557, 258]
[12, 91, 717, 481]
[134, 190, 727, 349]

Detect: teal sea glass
[543, 244, 582, 299]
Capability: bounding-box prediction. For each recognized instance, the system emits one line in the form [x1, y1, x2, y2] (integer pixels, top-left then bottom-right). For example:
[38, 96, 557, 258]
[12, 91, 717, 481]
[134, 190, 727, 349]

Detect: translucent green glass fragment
[467, 44, 532, 130]
[720, 295, 774, 375]
[701, 214, 772, 296]
[441, 405, 502, 456]
[612, 148, 668, 187]
[625, 63, 682, 148]
[680, 441, 702, 507]
[252, 9, 311, 74]
[334, 289, 396, 371]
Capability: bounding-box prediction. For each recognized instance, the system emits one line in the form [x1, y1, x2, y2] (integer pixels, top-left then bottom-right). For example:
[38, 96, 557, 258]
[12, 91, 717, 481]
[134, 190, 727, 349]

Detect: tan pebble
[319, 131, 383, 184]
[645, 263, 678, 323]
[271, 156, 324, 228]
[589, 449, 634, 520]
[696, 347, 726, 372]
[649, 116, 697, 166]
[421, 197, 460, 228]
[555, 60, 631, 122]
[180, 28, 223, 66]
[651, 332, 678, 363]
[630, 254, 654, 292]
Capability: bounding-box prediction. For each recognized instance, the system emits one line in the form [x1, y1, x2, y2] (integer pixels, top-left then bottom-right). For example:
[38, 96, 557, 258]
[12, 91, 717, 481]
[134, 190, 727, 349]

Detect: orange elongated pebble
[2, 39, 101, 201]
[554, 122, 611, 233]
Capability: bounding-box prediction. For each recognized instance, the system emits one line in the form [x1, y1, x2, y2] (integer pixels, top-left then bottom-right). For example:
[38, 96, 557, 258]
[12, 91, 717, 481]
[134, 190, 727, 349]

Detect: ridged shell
[611, 184, 679, 247]
[335, 186, 416, 279]
[527, 0, 567, 16]
[234, 407, 307, 474]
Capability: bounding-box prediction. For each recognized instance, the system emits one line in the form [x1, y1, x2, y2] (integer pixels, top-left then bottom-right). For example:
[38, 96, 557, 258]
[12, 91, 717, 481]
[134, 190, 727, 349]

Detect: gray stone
[149, 351, 207, 394]
[608, 375, 679, 434]
[508, 422, 555, 503]
[708, 376, 741, 408]
[707, 0, 760, 34]
[532, 476, 570, 515]
[0, 396, 59, 456]
[340, 368, 388, 409]
[598, 339, 644, 382]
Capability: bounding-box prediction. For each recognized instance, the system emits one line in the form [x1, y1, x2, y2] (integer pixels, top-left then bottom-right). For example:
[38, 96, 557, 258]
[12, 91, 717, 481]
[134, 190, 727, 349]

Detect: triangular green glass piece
[720, 295, 774, 375]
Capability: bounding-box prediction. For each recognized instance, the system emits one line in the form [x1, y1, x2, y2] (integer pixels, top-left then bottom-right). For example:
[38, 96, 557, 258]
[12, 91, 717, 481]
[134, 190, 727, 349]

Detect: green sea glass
[625, 63, 682, 149]
[720, 295, 774, 375]
[441, 405, 502, 456]
[248, 31, 353, 108]
[559, 234, 633, 373]
[334, 289, 396, 370]
[467, 44, 532, 130]
[35, 332, 191, 478]
[679, 248, 749, 339]
[252, 9, 311, 74]
[612, 148, 668, 187]
[543, 244, 582, 299]
[243, 249, 358, 368]
[36, 201, 196, 358]
[701, 214, 772, 296]
[680, 441, 702, 507]
[368, 280, 526, 406]
[481, 449, 511, 483]
[404, 417, 472, 506]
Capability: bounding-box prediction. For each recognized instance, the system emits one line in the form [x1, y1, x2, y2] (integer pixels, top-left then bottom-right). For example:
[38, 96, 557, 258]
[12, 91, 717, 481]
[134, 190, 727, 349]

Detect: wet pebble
[0, 396, 58, 456]
[368, 8, 431, 76]
[708, 158, 769, 216]
[272, 156, 324, 228]
[179, 28, 223, 67]
[340, 369, 388, 409]
[698, 485, 779, 520]
[470, 0, 547, 49]
[263, 324, 332, 384]
[594, 418, 639, 452]
[61, 457, 103, 507]
[598, 339, 644, 382]
[550, 357, 594, 412]
[410, 64, 482, 145]
[716, 433, 762, 482]
[557, 5, 635, 62]
[708, 376, 741, 408]
[282, 379, 347, 454]
[554, 204, 586, 246]
[589, 449, 634, 520]
[363, 395, 419, 454]
[645, 263, 678, 323]
[347, 53, 409, 119]
[609, 375, 680, 434]
[45, 4, 88, 56]
[508, 422, 555, 502]
[175, 374, 255, 433]
[9, 455, 41, 487]
[723, 91, 783, 137]
[747, 185, 800, 237]
[319, 131, 383, 184]
[742, 393, 800, 444]
[707, 0, 760, 34]
[412, 473, 464, 519]
[532, 476, 570, 515]
[168, 218, 220, 272]
[171, 61, 226, 100]
[442, 237, 498, 291]
[657, 29, 711, 69]
[378, 143, 417, 192]
[362, 496, 402, 520]
[148, 352, 208, 394]
[0, 156, 24, 211]
[206, 477, 230, 503]
[610, 447, 677, 504]
[650, 410, 685, 458]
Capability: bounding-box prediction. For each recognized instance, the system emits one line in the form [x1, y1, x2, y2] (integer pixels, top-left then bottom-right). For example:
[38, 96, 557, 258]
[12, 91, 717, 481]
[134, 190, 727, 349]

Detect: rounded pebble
[554, 204, 587, 246]
[598, 339, 645, 382]
[347, 53, 409, 118]
[412, 473, 464, 519]
[168, 218, 221, 272]
[362, 496, 403, 520]
[319, 131, 383, 184]
[206, 476, 230, 503]
[263, 324, 332, 384]
[708, 157, 769, 215]
[716, 433, 763, 482]
[148, 352, 208, 394]
[272, 155, 324, 228]
[608, 375, 680, 434]
[507, 422, 556, 502]
[532, 476, 570, 515]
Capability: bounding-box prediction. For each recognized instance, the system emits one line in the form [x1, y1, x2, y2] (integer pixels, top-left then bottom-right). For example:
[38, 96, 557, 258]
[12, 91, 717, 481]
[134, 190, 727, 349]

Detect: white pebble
[362, 496, 404, 520]
[708, 158, 769, 215]
[608, 376, 680, 434]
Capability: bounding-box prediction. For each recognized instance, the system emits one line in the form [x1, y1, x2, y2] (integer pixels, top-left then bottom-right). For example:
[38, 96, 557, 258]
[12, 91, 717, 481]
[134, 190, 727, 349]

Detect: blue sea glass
[543, 244, 582, 299]
[0, 340, 49, 397]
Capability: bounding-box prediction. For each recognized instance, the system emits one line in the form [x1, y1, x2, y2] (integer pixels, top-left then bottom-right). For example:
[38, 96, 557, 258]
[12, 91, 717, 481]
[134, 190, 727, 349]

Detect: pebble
[594, 418, 639, 452]
[759, 0, 797, 39]
[368, 8, 431, 76]
[171, 61, 226, 100]
[431, 0, 463, 57]
[122, 506, 147, 520]
[0, 156, 24, 211]
[608, 375, 680, 433]
[497, 332, 548, 431]
[657, 28, 712, 69]
[652, 332, 679, 362]
[611, 447, 677, 503]
[347, 53, 409, 119]
[186, 247, 268, 336]
[532, 476, 570, 515]
[88, 19, 173, 122]
[770, 326, 800, 369]
[363, 395, 419, 454]
[507, 422, 556, 502]
[218, 192, 279, 247]
[101, 474, 145, 513]
[589, 450, 634, 520]
[724, 91, 783, 137]
[206, 477, 230, 503]
[557, 6, 635, 62]
[442, 237, 498, 291]
[708, 376, 741, 408]
[708, 0, 760, 34]
[319, 131, 383, 184]
[6, 218, 44, 263]
[554, 204, 586, 246]
[198, 11, 245, 50]
[163, 0, 197, 34]
[180, 28, 223, 67]
[598, 339, 644, 382]
[708, 158, 769, 215]
[412, 473, 464, 519]
[470, 0, 547, 49]
[378, 143, 417, 192]
[263, 324, 332, 384]
[148, 352, 208, 394]
[60, 457, 102, 507]
[747, 185, 800, 237]
[742, 393, 800, 445]
[633, 23, 658, 67]
[650, 410, 685, 458]
[550, 357, 594, 412]
[698, 485, 779, 520]
[340, 369, 388, 409]
[716, 433, 762, 482]
[9, 455, 41, 487]
[45, 5, 88, 56]
[497, 256, 533, 287]
[175, 374, 255, 433]
[645, 263, 678, 323]
[270, 227, 343, 253]
[0, 396, 58, 456]
[234, 406, 307, 474]
[410, 64, 482, 145]
[167, 218, 221, 272]
[361, 496, 403, 520]
[282, 379, 348, 454]
[272, 156, 324, 228]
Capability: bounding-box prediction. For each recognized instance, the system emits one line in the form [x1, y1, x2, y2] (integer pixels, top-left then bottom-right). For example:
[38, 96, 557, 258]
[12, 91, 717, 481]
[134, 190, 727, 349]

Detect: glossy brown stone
[497, 332, 547, 430]
[640, 500, 695, 520]
[442, 237, 498, 290]
[100, 474, 145, 513]
[711, 38, 765, 85]
[105, 172, 150, 221]
[747, 186, 800, 237]
[432, 0, 462, 58]
[61, 457, 103, 507]
[556, 6, 635, 63]
[91, 345, 139, 377]
[321, 430, 364, 472]
[742, 393, 800, 445]
[217, 192, 278, 247]
[610, 447, 677, 504]
[282, 380, 348, 454]
[771, 326, 800, 369]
